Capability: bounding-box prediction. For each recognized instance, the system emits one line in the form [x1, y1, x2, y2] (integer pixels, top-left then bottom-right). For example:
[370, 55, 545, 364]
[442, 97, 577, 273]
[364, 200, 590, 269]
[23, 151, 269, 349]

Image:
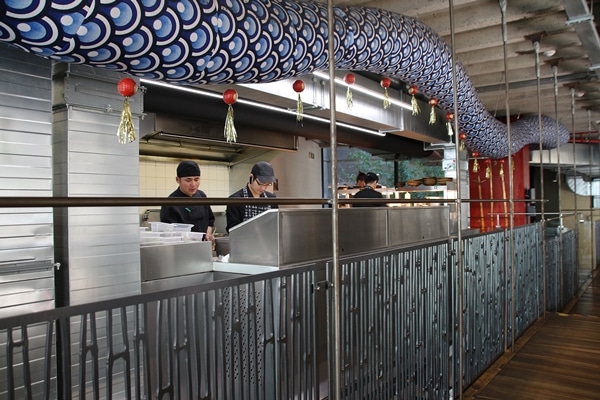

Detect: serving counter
[229, 206, 451, 267]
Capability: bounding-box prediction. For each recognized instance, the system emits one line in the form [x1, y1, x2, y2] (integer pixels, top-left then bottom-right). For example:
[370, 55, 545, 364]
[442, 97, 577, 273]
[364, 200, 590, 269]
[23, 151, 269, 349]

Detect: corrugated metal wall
[52, 65, 142, 305]
[0, 45, 55, 316]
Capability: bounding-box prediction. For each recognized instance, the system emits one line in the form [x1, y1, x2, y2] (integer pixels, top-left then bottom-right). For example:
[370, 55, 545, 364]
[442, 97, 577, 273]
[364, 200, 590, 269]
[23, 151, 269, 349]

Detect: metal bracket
[312, 280, 330, 293]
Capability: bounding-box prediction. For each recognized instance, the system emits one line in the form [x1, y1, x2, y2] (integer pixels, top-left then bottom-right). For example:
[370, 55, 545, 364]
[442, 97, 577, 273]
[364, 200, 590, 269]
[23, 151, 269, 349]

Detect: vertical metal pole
[534, 41, 547, 316]
[552, 64, 565, 306]
[588, 109, 595, 280]
[570, 88, 580, 290]
[499, 0, 516, 352]
[448, 0, 465, 398]
[326, 0, 341, 398]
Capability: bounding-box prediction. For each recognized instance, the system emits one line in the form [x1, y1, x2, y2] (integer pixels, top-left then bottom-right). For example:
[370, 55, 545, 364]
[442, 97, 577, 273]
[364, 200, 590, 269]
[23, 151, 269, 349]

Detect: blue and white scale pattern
[0, 0, 570, 159]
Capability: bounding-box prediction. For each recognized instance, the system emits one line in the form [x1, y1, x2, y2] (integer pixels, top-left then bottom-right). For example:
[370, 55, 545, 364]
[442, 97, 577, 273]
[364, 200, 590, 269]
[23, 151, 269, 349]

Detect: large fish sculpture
[0, 0, 569, 158]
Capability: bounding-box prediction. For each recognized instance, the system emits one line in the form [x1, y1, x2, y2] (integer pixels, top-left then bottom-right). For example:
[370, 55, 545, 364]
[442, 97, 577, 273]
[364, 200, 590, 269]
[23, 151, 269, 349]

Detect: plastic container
[150, 222, 174, 232]
[172, 223, 194, 232]
[186, 232, 205, 241]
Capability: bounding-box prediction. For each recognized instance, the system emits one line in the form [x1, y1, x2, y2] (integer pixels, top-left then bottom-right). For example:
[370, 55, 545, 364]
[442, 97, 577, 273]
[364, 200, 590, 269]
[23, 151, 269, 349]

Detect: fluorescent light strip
[313, 71, 413, 111]
[141, 79, 385, 136]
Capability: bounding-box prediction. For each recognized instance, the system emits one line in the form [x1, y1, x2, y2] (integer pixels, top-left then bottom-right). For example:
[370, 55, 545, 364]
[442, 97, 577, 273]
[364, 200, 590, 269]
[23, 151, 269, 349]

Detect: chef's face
[177, 176, 200, 196]
[249, 175, 273, 197]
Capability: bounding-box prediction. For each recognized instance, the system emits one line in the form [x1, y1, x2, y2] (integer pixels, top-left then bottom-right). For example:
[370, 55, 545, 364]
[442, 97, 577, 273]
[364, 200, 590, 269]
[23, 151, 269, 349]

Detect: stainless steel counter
[229, 207, 451, 267]
[140, 241, 213, 281]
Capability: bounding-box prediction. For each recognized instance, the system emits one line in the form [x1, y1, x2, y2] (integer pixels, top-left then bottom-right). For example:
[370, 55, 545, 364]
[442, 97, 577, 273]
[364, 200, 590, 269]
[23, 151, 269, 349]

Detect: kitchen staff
[355, 171, 367, 188]
[226, 161, 278, 232]
[353, 172, 386, 207]
[160, 160, 215, 241]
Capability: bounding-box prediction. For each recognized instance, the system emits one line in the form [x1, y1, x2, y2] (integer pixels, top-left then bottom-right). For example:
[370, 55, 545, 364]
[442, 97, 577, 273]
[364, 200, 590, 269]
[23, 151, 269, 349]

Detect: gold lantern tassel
[499, 162, 504, 177]
[485, 163, 491, 179]
[429, 106, 436, 124]
[224, 105, 237, 143]
[411, 94, 420, 115]
[296, 93, 303, 123]
[473, 158, 479, 173]
[117, 97, 136, 144]
[446, 120, 454, 137]
[346, 86, 353, 109]
[383, 87, 390, 109]
[459, 139, 465, 152]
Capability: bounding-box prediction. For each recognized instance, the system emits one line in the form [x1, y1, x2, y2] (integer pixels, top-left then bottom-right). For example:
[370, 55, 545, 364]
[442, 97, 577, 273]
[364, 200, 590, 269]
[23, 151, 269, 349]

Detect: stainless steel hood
[140, 76, 445, 162]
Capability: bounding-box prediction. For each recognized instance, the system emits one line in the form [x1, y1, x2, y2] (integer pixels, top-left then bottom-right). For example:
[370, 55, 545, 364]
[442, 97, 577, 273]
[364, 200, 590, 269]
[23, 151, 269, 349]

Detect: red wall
[468, 146, 529, 231]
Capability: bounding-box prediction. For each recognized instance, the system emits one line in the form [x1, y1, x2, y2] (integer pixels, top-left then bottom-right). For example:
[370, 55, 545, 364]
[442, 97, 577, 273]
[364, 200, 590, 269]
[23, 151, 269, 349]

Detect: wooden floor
[463, 269, 600, 400]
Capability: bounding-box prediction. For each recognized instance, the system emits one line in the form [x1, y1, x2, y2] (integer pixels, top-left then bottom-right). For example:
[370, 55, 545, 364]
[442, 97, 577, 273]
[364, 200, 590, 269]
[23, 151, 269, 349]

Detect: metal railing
[0, 223, 580, 399]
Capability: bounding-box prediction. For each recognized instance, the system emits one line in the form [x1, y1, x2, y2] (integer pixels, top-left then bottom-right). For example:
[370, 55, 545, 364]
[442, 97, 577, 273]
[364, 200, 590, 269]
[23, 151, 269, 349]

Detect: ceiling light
[140, 79, 386, 136]
[543, 49, 556, 57]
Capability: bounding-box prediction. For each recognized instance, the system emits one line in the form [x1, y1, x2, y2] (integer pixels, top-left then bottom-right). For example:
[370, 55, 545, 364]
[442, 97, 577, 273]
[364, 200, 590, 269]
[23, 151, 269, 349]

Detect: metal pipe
[570, 87, 580, 293]
[448, 0, 464, 397]
[534, 40, 547, 318]
[326, 0, 342, 398]
[587, 109, 595, 282]
[499, 0, 517, 353]
[553, 64, 565, 308]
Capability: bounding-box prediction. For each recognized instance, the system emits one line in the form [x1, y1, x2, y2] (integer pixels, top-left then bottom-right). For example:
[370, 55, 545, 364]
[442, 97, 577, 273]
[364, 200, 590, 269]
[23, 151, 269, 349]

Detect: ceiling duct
[530, 143, 600, 181]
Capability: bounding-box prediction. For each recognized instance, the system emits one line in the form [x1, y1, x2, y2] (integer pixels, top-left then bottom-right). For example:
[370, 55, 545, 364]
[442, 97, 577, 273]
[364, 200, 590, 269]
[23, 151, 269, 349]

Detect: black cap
[177, 160, 200, 177]
[365, 172, 379, 183]
[251, 161, 276, 182]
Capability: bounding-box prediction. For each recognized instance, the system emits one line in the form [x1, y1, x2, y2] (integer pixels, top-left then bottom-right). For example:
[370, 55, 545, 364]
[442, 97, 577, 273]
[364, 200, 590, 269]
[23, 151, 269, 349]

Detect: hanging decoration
[458, 132, 467, 151]
[428, 98, 438, 124]
[116, 77, 137, 144]
[445, 112, 454, 138]
[380, 77, 392, 109]
[222, 88, 238, 143]
[407, 85, 420, 115]
[292, 79, 305, 123]
[344, 73, 355, 109]
[472, 151, 480, 173]
[485, 158, 491, 179]
[499, 159, 508, 225]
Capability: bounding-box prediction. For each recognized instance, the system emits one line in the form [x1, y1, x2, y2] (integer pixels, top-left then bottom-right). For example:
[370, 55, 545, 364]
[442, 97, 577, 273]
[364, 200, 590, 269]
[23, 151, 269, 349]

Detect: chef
[353, 172, 386, 207]
[160, 160, 215, 240]
[226, 161, 278, 232]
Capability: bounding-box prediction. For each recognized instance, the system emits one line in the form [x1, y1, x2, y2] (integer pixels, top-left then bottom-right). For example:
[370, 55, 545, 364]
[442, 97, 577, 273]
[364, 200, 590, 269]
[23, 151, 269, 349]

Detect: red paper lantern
[459, 132, 467, 141]
[116, 78, 137, 144]
[117, 77, 137, 97]
[428, 98, 438, 124]
[472, 151, 479, 158]
[344, 73, 355, 85]
[380, 77, 392, 109]
[445, 112, 454, 122]
[293, 79, 305, 93]
[408, 85, 418, 96]
[380, 77, 391, 88]
[222, 89, 238, 143]
[293, 80, 305, 122]
[223, 88, 238, 105]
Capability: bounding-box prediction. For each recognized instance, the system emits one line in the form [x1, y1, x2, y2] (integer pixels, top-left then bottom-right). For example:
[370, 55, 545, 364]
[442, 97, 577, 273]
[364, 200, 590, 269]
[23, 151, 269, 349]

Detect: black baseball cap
[177, 160, 200, 177]
[251, 161, 276, 182]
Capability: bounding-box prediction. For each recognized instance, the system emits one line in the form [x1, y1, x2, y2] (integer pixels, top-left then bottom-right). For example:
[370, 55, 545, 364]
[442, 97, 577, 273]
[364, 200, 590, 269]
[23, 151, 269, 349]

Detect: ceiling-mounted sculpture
[0, 0, 570, 159]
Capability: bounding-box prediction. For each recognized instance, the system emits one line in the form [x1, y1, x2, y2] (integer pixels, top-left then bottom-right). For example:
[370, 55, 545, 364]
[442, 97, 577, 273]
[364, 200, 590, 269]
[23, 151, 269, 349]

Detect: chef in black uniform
[160, 160, 215, 240]
[226, 161, 278, 232]
[352, 172, 386, 207]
